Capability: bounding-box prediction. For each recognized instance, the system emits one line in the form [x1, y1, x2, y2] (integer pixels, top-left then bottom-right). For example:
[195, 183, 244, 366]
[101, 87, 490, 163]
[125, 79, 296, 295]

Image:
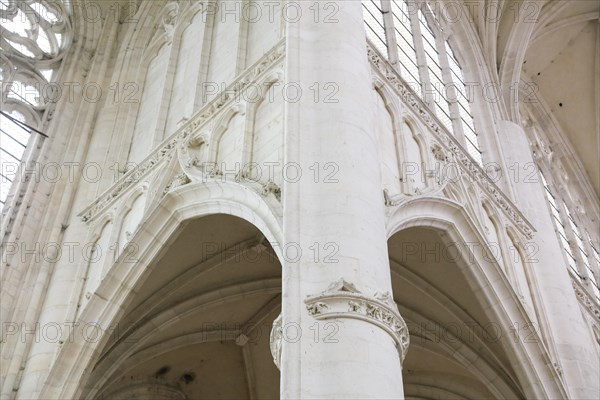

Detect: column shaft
[281, 1, 406, 398]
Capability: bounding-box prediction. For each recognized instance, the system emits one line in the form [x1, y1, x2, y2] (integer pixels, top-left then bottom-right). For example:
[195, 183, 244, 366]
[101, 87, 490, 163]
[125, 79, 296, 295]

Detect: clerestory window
[540, 171, 600, 302]
[362, 0, 482, 164]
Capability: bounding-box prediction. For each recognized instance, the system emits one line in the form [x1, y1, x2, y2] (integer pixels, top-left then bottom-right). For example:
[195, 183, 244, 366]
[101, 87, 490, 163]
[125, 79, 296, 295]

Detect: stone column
[497, 120, 600, 399]
[279, 1, 407, 398]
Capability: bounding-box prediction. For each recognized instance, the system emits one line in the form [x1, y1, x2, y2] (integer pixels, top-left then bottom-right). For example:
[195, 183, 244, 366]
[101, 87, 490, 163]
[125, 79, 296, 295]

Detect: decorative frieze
[572, 279, 600, 321]
[304, 279, 409, 362]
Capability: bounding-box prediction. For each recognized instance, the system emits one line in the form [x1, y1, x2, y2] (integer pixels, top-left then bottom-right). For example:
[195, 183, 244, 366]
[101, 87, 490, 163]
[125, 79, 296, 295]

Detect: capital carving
[304, 279, 409, 363]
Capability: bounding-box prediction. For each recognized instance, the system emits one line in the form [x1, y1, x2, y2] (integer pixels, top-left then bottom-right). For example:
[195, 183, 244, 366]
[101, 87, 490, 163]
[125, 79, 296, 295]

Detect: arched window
[362, 0, 482, 164]
[1, 1, 70, 62]
[0, 1, 72, 210]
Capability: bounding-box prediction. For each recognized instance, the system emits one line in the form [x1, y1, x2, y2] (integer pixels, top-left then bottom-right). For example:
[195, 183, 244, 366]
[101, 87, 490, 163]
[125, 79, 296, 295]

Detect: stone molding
[572, 278, 600, 321]
[79, 38, 285, 223]
[304, 279, 410, 363]
[367, 44, 535, 239]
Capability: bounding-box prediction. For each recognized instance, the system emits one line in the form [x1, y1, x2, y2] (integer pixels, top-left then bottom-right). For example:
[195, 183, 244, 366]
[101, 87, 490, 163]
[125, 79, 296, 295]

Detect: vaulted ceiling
[523, 1, 599, 197]
[465, 0, 599, 197]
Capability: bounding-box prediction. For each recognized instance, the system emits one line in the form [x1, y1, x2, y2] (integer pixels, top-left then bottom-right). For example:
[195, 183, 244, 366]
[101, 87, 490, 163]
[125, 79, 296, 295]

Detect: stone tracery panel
[0, 1, 72, 213]
[1, 0, 72, 121]
[79, 219, 113, 315]
[129, 42, 172, 164]
[399, 120, 426, 194]
[215, 111, 245, 179]
[374, 89, 401, 196]
[251, 81, 284, 187]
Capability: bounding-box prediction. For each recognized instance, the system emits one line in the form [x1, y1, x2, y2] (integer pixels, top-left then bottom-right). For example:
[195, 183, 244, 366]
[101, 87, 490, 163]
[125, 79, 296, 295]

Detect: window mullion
[554, 193, 590, 285]
[380, 1, 399, 67]
[587, 238, 600, 301]
[408, 6, 433, 109]
[567, 201, 600, 299]
[540, 172, 579, 278]
[584, 236, 600, 281]
[434, 31, 467, 148]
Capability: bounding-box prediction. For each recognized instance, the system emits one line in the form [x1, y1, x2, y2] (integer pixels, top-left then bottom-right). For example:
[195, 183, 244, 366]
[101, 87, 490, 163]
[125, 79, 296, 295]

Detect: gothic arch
[39, 181, 283, 399]
[373, 76, 404, 122]
[83, 279, 282, 398]
[372, 80, 403, 195]
[112, 184, 148, 254]
[399, 117, 429, 192]
[209, 104, 247, 167]
[386, 196, 567, 399]
[244, 68, 285, 174]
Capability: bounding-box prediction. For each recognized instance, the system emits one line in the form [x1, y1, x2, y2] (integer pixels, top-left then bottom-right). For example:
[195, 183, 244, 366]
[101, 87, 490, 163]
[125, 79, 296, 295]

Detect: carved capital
[304, 279, 409, 363]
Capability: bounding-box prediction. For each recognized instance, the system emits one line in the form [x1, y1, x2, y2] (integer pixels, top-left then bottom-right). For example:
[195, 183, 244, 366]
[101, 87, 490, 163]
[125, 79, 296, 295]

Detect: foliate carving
[161, 2, 179, 36]
[80, 144, 177, 223]
[367, 44, 535, 240]
[270, 314, 283, 370]
[177, 129, 211, 182]
[306, 302, 329, 316]
[304, 278, 409, 362]
[572, 279, 600, 321]
[431, 143, 448, 162]
[260, 180, 281, 201]
[163, 173, 191, 195]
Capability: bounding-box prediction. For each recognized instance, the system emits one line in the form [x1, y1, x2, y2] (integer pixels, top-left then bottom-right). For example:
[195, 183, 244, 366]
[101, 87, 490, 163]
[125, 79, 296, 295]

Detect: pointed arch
[39, 181, 284, 399]
[386, 196, 568, 399]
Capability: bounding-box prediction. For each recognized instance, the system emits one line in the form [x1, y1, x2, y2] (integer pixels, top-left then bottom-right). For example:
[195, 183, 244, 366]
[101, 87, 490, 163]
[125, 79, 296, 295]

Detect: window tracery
[541, 171, 600, 302]
[0, 0, 72, 210]
[362, 0, 482, 164]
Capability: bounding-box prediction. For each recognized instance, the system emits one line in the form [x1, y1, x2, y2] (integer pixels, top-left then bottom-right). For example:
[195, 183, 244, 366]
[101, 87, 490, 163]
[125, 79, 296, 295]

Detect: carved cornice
[304, 279, 410, 363]
[571, 277, 600, 321]
[367, 44, 535, 239]
[79, 39, 286, 223]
